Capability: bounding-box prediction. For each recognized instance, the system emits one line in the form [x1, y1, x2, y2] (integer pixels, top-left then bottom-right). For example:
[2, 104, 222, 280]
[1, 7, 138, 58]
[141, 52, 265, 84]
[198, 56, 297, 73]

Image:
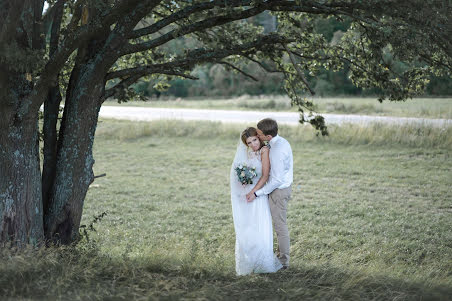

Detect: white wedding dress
[230, 142, 282, 275]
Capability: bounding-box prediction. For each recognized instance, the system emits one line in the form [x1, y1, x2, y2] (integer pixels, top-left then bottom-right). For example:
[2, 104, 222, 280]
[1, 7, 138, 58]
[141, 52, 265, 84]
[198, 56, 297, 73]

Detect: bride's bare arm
[250, 146, 270, 195]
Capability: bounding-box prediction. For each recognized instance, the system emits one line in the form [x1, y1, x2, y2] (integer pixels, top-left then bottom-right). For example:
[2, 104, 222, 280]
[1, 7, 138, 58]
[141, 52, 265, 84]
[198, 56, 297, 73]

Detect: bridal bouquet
[235, 163, 258, 185]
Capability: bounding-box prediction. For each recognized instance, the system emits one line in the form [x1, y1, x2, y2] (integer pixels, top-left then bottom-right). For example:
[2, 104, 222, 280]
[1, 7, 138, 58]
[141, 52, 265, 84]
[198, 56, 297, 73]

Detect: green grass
[104, 96, 452, 119]
[1, 120, 451, 300]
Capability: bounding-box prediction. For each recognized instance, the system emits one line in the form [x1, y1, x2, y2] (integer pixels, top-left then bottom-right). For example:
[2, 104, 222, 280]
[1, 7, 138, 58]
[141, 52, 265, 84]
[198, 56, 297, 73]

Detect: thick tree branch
[108, 33, 292, 81]
[156, 71, 198, 80]
[29, 0, 152, 113]
[128, 0, 253, 39]
[121, 0, 370, 57]
[99, 0, 162, 68]
[121, 3, 272, 56]
[49, 0, 65, 55]
[128, 0, 367, 42]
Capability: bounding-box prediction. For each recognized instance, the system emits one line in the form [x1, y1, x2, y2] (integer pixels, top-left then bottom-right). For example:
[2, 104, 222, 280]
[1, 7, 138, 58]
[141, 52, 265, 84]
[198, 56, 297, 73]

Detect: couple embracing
[230, 118, 293, 275]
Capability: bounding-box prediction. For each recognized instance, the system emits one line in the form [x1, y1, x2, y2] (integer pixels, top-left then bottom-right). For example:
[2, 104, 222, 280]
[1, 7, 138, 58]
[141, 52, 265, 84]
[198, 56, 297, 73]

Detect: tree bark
[0, 104, 43, 246]
[42, 86, 61, 214]
[42, 1, 136, 243]
[42, 0, 64, 214]
[44, 63, 104, 244]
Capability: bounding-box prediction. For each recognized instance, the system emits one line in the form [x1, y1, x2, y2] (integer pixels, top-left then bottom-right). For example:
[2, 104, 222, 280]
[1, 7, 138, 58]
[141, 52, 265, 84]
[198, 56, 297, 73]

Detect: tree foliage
[143, 15, 451, 98]
[0, 0, 450, 246]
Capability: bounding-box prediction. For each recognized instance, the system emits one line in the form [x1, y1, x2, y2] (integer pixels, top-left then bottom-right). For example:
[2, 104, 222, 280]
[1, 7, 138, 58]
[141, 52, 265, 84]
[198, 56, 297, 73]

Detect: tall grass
[322, 101, 385, 115]
[313, 97, 452, 118]
[236, 97, 292, 110]
[96, 119, 452, 149]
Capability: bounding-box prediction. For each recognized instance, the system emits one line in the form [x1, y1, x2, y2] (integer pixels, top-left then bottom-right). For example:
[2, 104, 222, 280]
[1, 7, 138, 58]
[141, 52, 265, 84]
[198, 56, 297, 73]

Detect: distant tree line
[131, 13, 451, 98]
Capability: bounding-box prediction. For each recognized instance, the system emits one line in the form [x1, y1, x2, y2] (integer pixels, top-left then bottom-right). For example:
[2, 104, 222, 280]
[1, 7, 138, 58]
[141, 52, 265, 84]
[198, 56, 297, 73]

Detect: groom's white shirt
[255, 135, 293, 197]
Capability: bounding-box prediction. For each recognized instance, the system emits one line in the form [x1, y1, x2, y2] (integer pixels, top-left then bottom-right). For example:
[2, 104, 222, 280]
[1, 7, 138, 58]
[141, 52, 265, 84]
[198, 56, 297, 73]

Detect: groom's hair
[257, 118, 278, 137]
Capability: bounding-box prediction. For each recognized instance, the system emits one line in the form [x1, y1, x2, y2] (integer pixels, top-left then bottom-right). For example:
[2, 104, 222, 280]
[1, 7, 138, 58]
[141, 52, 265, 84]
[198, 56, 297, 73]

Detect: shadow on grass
[1, 246, 450, 300]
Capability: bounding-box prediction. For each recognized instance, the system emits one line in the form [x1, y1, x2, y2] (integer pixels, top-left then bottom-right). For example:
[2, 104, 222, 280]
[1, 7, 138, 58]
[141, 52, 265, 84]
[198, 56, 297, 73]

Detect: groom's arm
[255, 153, 285, 197]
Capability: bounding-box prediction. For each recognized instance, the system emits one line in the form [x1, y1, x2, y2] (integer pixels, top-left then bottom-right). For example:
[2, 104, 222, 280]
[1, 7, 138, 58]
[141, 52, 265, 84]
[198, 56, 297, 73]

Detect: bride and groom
[230, 118, 293, 275]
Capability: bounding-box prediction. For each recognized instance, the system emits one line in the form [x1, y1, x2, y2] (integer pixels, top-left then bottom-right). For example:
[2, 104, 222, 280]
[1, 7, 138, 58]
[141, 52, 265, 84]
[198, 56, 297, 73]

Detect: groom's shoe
[281, 266, 289, 271]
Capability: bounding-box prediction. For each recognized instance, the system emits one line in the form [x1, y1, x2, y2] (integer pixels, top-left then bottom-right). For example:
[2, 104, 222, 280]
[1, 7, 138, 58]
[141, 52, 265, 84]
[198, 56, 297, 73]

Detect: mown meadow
[1, 119, 451, 300]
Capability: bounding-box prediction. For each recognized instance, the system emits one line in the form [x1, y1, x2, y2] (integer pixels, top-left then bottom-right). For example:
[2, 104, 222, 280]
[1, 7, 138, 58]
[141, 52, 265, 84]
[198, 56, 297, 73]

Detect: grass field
[104, 96, 452, 119]
[1, 120, 451, 300]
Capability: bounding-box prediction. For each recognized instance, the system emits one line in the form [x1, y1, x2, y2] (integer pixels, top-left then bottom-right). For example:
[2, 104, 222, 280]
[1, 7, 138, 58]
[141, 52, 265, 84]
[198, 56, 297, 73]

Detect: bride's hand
[246, 191, 255, 202]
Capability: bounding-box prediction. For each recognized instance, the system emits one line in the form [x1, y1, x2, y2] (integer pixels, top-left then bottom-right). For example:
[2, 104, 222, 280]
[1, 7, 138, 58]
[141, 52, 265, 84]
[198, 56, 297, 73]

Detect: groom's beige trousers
[269, 186, 292, 267]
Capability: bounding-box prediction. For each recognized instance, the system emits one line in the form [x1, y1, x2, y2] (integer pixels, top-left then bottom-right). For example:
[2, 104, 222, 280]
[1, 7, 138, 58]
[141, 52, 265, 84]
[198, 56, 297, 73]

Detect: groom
[246, 118, 294, 269]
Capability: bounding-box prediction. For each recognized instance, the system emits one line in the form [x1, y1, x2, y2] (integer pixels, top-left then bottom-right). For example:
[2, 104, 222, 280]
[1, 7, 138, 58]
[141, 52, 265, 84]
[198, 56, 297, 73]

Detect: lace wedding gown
[230, 148, 282, 275]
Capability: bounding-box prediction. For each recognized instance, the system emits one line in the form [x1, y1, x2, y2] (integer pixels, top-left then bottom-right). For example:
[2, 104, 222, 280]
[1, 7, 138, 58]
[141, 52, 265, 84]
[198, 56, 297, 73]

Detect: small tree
[0, 0, 450, 246]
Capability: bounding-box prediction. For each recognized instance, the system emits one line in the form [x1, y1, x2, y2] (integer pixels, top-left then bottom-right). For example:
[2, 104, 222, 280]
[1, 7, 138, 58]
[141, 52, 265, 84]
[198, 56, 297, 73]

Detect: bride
[230, 127, 282, 275]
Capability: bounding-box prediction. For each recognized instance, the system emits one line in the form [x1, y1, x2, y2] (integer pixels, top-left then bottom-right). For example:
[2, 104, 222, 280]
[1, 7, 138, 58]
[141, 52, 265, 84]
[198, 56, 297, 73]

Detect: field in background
[104, 96, 452, 119]
[1, 120, 451, 300]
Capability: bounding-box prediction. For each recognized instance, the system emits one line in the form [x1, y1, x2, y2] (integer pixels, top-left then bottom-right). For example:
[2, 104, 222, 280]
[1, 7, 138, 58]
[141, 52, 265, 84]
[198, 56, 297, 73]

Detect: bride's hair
[241, 127, 264, 148]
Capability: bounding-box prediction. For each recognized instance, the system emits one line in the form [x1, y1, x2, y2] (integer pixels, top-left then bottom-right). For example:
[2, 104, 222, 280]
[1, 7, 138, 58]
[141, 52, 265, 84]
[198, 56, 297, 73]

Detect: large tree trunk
[0, 0, 46, 246]
[42, 0, 64, 216]
[44, 63, 104, 244]
[43, 4, 118, 243]
[1, 0, 138, 246]
[0, 103, 43, 246]
[42, 85, 61, 215]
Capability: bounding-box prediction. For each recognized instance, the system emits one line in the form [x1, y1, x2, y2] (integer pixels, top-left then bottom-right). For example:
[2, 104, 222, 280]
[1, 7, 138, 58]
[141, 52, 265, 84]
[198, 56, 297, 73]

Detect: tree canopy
[132, 14, 452, 98]
[0, 0, 451, 246]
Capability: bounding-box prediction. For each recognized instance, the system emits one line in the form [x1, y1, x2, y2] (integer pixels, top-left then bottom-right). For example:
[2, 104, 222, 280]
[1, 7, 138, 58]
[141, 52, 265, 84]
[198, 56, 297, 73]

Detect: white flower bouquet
[235, 163, 257, 185]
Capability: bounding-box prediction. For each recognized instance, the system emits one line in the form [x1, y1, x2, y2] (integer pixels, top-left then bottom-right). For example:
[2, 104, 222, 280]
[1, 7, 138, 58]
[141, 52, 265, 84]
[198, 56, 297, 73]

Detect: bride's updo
[241, 127, 265, 148]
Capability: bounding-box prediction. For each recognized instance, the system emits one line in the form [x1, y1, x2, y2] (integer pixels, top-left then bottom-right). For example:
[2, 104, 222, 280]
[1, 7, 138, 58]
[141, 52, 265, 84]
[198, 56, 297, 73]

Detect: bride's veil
[230, 136, 253, 204]
[231, 136, 248, 170]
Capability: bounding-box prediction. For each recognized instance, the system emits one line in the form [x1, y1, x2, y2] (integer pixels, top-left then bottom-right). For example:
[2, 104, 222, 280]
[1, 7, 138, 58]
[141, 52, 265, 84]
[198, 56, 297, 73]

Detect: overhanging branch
[122, 0, 365, 57]
[244, 55, 281, 73]
[219, 61, 259, 81]
[103, 71, 198, 101]
[108, 33, 292, 81]
[121, 3, 271, 56]
[103, 74, 142, 100]
[282, 43, 316, 96]
[128, 0, 254, 39]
